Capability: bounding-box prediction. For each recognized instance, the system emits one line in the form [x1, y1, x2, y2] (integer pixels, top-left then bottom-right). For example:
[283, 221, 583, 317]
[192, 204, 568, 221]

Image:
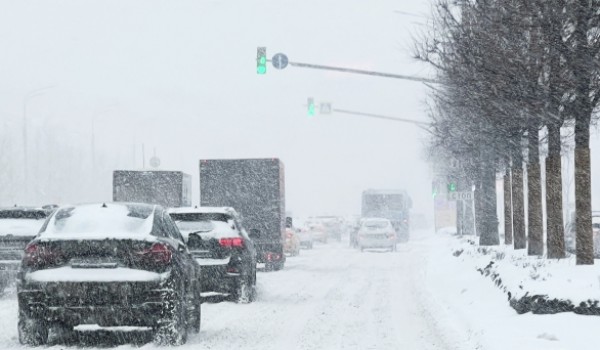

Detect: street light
[23, 85, 55, 202]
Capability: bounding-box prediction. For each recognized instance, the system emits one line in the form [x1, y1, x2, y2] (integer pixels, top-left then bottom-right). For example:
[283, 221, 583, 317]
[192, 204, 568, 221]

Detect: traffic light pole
[331, 108, 431, 131]
[268, 59, 438, 84]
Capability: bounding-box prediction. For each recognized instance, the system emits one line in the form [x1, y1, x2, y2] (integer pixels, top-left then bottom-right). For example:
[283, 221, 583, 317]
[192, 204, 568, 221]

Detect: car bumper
[359, 239, 395, 248]
[199, 264, 239, 295]
[18, 280, 170, 327]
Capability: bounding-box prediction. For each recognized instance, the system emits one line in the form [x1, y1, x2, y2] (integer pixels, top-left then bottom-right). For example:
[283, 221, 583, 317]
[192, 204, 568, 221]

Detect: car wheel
[250, 269, 258, 302]
[18, 312, 49, 346]
[0, 278, 7, 296]
[233, 272, 254, 304]
[273, 261, 284, 271]
[154, 280, 188, 345]
[187, 286, 201, 334]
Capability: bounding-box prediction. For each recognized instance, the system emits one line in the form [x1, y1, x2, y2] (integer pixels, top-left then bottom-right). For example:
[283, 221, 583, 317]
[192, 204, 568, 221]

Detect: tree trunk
[573, 0, 593, 265]
[512, 148, 527, 249]
[474, 178, 483, 237]
[575, 129, 593, 264]
[527, 127, 544, 255]
[456, 196, 464, 235]
[546, 123, 565, 259]
[463, 181, 475, 235]
[479, 148, 500, 246]
[503, 168, 513, 245]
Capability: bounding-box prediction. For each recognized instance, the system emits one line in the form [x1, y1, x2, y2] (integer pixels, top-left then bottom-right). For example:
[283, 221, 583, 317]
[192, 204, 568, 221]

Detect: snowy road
[7, 231, 600, 349]
[0, 231, 457, 350]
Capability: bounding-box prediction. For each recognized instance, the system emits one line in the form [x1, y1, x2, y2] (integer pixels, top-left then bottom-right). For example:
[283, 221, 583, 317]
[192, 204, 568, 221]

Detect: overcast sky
[0, 0, 440, 217]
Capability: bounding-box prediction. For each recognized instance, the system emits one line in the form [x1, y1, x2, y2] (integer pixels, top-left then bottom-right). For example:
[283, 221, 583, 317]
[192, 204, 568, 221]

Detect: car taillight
[266, 252, 281, 261]
[219, 237, 244, 248]
[24, 243, 62, 268]
[137, 243, 172, 265]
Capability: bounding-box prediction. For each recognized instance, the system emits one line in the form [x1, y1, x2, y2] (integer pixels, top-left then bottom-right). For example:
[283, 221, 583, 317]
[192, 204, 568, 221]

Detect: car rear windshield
[41, 204, 155, 239]
[175, 220, 215, 233]
[170, 213, 236, 241]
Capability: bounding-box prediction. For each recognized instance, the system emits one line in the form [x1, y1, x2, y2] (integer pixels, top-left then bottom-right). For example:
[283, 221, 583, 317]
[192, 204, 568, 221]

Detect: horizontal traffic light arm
[332, 108, 431, 130]
[268, 59, 438, 84]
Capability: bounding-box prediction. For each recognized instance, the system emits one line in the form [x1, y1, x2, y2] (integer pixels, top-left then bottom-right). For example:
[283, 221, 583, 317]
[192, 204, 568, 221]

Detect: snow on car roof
[168, 206, 236, 215]
[39, 203, 157, 240]
[0, 218, 46, 236]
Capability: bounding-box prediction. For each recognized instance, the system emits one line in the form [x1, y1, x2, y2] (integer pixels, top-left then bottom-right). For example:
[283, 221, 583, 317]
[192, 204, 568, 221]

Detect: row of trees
[0, 116, 132, 207]
[417, 0, 600, 264]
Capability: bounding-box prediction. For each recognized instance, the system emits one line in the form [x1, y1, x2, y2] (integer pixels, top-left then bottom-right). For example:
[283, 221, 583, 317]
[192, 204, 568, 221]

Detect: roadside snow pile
[449, 235, 600, 315]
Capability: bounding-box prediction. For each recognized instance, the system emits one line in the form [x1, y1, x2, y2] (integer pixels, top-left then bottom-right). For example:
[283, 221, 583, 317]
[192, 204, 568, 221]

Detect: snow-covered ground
[1, 231, 600, 349]
[424, 233, 600, 350]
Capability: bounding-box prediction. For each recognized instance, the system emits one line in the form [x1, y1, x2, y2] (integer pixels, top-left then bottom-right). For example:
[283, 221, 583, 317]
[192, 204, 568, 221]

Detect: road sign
[149, 156, 161, 168]
[320, 102, 332, 114]
[448, 191, 473, 201]
[272, 53, 289, 70]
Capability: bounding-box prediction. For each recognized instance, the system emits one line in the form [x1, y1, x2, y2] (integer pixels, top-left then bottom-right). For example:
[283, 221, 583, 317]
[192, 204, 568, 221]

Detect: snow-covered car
[17, 203, 201, 346]
[284, 228, 300, 256]
[307, 223, 328, 243]
[313, 216, 343, 241]
[357, 218, 397, 252]
[0, 207, 53, 295]
[296, 227, 314, 249]
[169, 207, 257, 303]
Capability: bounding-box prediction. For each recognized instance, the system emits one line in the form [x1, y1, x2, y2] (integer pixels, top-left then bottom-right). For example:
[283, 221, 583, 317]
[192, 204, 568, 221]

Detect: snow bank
[422, 232, 600, 350]
[447, 235, 600, 315]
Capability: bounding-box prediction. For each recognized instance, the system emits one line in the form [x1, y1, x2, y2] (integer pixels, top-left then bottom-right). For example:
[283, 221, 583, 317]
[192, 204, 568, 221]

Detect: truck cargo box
[113, 170, 192, 208]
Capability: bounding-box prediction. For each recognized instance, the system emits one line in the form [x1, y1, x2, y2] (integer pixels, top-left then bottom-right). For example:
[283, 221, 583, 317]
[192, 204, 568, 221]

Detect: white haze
[1, 0, 455, 218]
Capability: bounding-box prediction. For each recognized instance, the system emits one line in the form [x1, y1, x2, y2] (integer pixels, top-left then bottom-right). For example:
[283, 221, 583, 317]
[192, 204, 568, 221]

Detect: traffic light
[307, 97, 316, 116]
[257, 47, 267, 75]
[448, 182, 457, 192]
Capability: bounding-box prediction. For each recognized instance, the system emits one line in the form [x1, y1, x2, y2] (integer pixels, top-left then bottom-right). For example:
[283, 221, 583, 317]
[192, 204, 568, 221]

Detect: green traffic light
[307, 98, 315, 116]
[257, 57, 267, 74]
[257, 47, 267, 75]
[448, 182, 456, 192]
